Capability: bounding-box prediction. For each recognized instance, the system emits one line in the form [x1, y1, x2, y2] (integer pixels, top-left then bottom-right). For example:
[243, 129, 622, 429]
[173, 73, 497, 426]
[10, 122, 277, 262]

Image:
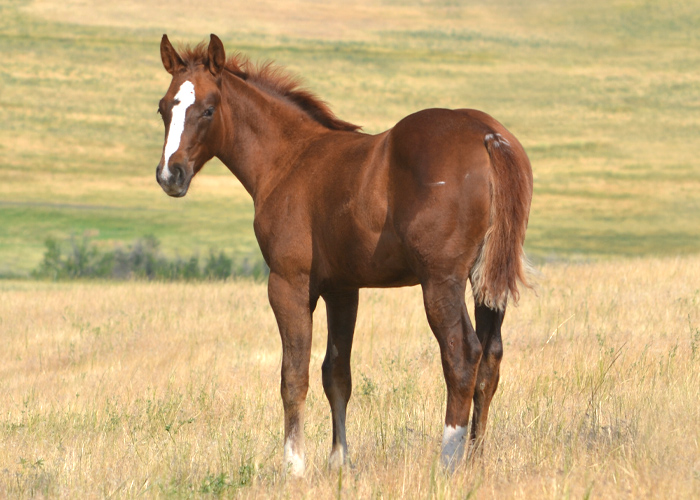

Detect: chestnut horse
[156, 34, 532, 475]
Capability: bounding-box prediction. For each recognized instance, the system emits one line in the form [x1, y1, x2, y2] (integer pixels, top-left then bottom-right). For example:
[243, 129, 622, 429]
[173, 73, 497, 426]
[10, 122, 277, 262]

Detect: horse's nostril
[171, 163, 184, 183]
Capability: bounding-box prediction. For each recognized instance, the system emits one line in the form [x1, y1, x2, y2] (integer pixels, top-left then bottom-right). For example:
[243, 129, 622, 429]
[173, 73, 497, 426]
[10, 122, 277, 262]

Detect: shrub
[204, 250, 233, 280]
[31, 235, 268, 282]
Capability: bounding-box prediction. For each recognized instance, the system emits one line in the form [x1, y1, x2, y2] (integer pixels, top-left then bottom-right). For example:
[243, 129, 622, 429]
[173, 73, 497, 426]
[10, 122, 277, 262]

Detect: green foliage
[199, 472, 229, 495]
[33, 238, 63, 281]
[359, 371, 378, 397]
[31, 235, 268, 282]
[198, 465, 255, 495]
[32, 236, 102, 280]
[13, 457, 54, 498]
[203, 250, 233, 280]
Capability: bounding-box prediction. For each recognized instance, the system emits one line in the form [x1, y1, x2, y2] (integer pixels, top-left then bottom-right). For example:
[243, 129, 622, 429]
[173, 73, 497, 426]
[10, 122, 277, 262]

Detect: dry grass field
[1, 256, 699, 498]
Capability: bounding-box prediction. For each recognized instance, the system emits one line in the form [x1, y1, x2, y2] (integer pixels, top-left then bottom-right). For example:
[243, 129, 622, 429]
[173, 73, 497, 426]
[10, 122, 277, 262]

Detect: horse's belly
[318, 230, 418, 289]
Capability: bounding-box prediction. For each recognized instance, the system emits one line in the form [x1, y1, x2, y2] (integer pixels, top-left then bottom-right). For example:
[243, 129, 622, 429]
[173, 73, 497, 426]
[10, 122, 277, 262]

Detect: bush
[31, 235, 269, 282]
[204, 250, 233, 280]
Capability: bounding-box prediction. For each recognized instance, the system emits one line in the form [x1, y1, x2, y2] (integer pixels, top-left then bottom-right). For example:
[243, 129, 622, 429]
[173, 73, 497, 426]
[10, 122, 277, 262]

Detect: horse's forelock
[176, 42, 245, 76]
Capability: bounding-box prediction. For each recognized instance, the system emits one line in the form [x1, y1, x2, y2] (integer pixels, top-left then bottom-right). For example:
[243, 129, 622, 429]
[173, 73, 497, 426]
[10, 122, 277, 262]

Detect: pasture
[1, 257, 699, 497]
[1, 0, 699, 274]
[1, 0, 700, 498]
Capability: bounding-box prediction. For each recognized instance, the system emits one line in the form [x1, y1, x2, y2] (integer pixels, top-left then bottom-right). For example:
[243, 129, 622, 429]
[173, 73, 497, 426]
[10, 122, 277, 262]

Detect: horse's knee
[466, 329, 483, 365]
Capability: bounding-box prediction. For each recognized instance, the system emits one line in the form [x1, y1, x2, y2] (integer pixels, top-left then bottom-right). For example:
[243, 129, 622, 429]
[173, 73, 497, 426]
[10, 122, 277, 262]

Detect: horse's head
[156, 34, 227, 197]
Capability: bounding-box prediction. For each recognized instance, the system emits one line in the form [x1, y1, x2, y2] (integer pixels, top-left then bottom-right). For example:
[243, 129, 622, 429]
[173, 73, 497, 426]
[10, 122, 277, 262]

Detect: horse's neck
[216, 73, 323, 203]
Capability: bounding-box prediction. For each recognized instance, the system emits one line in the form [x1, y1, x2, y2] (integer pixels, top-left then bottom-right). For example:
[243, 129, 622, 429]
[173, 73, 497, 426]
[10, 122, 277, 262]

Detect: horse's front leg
[268, 272, 316, 477]
[321, 289, 359, 469]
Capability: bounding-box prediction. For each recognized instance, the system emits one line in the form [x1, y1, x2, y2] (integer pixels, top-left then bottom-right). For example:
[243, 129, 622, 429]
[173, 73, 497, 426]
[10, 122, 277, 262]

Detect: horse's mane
[179, 43, 361, 132]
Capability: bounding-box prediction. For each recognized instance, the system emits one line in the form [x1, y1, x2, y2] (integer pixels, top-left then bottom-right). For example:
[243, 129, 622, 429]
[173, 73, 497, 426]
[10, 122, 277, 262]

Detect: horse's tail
[470, 131, 533, 311]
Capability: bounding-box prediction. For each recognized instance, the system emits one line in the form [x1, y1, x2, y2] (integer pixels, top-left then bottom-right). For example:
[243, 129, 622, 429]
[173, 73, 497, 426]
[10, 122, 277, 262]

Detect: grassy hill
[1, 0, 699, 276]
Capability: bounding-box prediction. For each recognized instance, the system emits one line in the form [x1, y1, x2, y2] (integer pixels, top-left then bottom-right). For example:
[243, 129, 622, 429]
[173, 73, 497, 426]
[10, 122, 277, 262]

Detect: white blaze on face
[441, 424, 467, 470]
[161, 80, 196, 181]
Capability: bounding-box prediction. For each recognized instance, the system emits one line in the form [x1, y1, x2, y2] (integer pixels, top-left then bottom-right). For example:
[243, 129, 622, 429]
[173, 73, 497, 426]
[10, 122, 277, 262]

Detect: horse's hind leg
[469, 303, 505, 454]
[321, 289, 359, 469]
[422, 277, 483, 471]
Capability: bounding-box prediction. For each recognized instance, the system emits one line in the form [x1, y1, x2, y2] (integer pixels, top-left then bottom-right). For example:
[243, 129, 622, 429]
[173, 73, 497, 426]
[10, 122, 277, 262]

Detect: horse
[155, 34, 533, 476]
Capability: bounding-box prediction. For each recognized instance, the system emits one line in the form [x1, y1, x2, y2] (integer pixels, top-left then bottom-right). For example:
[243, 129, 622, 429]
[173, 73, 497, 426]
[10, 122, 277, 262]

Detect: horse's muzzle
[156, 162, 191, 197]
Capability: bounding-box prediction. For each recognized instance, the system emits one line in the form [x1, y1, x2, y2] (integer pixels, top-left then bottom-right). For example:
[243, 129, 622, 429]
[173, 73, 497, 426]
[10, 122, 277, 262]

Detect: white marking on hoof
[161, 80, 196, 181]
[283, 439, 305, 477]
[441, 425, 467, 471]
[328, 446, 346, 470]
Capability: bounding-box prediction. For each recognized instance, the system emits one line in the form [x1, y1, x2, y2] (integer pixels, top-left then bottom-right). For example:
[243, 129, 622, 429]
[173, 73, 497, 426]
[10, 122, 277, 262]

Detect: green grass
[1, 0, 699, 275]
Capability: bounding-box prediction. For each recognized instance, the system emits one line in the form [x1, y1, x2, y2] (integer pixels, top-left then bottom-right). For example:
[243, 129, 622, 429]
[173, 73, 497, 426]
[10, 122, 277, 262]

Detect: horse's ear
[161, 34, 184, 75]
[208, 34, 226, 77]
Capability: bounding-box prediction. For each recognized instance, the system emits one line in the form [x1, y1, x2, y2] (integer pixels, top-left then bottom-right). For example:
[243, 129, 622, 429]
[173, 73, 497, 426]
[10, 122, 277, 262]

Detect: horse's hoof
[283, 444, 305, 478]
[328, 448, 347, 470]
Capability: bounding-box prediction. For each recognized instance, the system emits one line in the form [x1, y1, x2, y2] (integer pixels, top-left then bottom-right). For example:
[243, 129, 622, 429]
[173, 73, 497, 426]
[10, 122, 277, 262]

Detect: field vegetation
[31, 235, 268, 281]
[1, 257, 699, 497]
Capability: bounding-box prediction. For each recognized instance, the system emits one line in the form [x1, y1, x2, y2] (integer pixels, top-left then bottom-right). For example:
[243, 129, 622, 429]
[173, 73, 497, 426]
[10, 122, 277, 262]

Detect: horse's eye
[203, 107, 215, 118]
